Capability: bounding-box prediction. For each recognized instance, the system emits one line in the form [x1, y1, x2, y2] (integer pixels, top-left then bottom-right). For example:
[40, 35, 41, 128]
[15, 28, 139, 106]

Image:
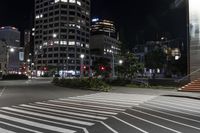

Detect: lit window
[77, 0, 81, 6]
[86, 44, 89, 48]
[55, 0, 60, 3]
[69, 0, 76, 3]
[76, 25, 81, 29]
[76, 42, 81, 46]
[69, 41, 75, 45]
[61, 0, 68, 2]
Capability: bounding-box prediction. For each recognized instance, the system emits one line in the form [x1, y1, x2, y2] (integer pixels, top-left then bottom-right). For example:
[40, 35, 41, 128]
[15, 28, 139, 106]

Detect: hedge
[2, 74, 28, 80]
[52, 78, 111, 92]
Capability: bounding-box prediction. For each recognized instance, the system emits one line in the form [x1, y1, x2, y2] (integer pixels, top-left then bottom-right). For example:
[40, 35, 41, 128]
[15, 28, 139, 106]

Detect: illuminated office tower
[34, 0, 90, 76]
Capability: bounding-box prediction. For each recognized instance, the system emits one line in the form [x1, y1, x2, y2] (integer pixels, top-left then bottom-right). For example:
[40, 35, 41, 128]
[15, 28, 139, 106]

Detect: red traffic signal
[83, 66, 87, 69]
[99, 66, 105, 71]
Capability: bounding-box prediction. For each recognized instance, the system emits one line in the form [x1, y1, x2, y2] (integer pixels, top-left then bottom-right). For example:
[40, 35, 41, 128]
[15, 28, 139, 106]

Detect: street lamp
[80, 54, 85, 78]
[119, 60, 123, 65]
[6, 46, 23, 74]
[27, 59, 31, 63]
[9, 48, 15, 53]
[53, 33, 57, 38]
[112, 53, 115, 79]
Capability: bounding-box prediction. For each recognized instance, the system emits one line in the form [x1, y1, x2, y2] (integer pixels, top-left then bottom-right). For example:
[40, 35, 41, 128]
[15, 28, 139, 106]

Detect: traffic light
[99, 66, 105, 71]
[83, 65, 87, 70]
[43, 67, 48, 71]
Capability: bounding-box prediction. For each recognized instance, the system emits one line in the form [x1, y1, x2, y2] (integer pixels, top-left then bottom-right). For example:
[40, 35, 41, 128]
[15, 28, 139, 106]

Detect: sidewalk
[111, 86, 200, 99]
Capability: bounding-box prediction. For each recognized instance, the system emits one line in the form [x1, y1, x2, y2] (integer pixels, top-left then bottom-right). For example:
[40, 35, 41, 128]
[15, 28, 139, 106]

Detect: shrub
[52, 78, 111, 92]
[105, 78, 131, 86]
[2, 74, 28, 80]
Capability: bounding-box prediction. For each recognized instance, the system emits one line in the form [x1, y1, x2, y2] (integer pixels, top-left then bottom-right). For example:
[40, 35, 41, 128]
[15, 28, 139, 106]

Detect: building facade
[188, 0, 200, 80]
[0, 41, 7, 77]
[34, 0, 90, 76]
[90, 19, 121, 58]
[0, 26, 22, 73]
[90, 35, 121, 57]
[91, 19, 116, 38]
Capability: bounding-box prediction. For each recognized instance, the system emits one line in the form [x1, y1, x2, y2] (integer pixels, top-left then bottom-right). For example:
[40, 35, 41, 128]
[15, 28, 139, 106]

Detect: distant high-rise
[90, 19, 121, 58]
[34, 0, 90, 76]
[0, 26, 22, 73]
[24, 30, 31, 62]
[0, 26, 20, 47]
[91, 18, 116, 38]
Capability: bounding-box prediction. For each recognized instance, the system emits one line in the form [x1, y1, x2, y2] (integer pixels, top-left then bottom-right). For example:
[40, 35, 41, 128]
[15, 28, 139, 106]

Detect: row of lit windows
[40, 40, 89, 48]
[36, 5, 90, 16]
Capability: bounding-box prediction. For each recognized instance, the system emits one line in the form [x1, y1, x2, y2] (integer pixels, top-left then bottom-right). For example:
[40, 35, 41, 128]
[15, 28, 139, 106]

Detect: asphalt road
[0, 79, 200, 133]
[0, 79, 94, 107]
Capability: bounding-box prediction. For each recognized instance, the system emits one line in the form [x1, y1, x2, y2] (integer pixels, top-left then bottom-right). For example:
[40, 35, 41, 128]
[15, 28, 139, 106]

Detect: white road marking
[75, 96, 146, 103]
[0, 109, 89, 133]
[144, 102, 200, 118]
[155, 97, 200, 108]
[123, 112, 182, 133]
[137, 105, 200, 123]
[0, 127, 16, 133]
[112, 116, 149, 133]
[150, 100, 200, 112]
[20, 104, 107, 120]
[35, 102, 118, 115]
[0, 113, 76, 133]
[130, 108, 200, 131]
[2, 107, 94, 126]
[15, 105, 118, 133]
[60, 98, 132, 108]
[158, 97, 200, 104]
[70, 97, 139, 106]
[49, 100, 126, 111]
[0, 121, 43, 133]
[0, 87, 6, 97]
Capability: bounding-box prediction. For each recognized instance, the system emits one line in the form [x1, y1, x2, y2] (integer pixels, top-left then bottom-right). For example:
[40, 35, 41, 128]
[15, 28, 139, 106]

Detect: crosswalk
[0, 93, 156, 133]
[1, 93, 200, 133]
[122, 95, 200, 133]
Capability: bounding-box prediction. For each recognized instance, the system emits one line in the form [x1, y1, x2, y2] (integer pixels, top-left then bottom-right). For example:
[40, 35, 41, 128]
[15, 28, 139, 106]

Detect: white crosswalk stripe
[0, 93, 155, 133]
[0, 127, 16, 133]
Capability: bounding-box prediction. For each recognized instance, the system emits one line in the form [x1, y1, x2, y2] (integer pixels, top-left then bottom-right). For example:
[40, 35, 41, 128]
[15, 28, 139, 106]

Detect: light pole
[112, 53, 115, 79]
[80, 54, 85, 78]
[119, 59, 123, 65]
[6, 47, 15, 74]
[31, 63, 34, 79]
[27, 58, 31, 75]
[53, 33, 58, 75]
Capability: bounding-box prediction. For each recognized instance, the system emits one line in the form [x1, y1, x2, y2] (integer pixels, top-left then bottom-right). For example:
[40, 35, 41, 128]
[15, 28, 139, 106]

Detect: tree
[144, 48, 167, 70]
[117, 53, 144, 79]
[92, 58, 112, 78]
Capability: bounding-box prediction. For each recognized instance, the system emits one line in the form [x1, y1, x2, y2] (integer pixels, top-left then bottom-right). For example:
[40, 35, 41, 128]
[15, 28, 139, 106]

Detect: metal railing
[175, 68, 200, 86]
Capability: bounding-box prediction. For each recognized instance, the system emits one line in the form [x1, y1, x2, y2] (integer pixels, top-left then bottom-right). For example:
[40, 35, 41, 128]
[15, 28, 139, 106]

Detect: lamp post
[31, 63, 34, 79]
[80, 54, 85, 78]
[112, 53, 115, 79]
[119, 59, 123, 65]
[52, 33, 58, 75]
[6, 47, 16, 74]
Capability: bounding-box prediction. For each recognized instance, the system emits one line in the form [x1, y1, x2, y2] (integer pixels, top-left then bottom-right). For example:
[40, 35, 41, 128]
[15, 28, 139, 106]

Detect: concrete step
[179, 79, 200, 92]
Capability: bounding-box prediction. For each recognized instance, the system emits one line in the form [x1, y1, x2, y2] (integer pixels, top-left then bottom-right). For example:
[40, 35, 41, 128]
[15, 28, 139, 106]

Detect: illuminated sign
[19, 52, 24, 61]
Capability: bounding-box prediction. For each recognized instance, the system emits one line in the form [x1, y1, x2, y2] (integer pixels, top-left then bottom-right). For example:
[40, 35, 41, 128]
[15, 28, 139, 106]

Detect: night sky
[0, 0, 186, 49]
